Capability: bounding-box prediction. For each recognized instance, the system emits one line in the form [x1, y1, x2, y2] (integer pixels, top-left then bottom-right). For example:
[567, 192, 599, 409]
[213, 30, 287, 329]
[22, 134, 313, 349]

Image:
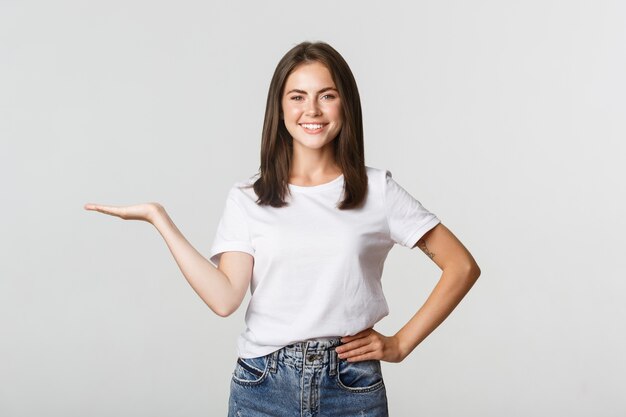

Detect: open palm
[83, 202, 162, 223]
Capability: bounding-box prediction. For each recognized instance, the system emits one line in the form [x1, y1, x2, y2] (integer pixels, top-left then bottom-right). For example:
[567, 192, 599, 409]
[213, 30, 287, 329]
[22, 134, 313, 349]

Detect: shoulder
[365, 165, 394, 180]
[364, 165, 388, 182]
[227, 171, 260, 207]
[364, 165, 394, 192]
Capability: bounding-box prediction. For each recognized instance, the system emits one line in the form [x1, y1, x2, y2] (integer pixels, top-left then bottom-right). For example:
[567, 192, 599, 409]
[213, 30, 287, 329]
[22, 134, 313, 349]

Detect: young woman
[85, 41, 480, 417]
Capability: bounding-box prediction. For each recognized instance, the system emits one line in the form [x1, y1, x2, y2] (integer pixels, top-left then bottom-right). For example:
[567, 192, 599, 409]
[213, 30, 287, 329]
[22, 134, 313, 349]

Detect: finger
[85, 203, 108, 210]
[336, 334, 369, 352]
[337, 339, 372, 357]
[341, 345, 376, 361]
[346, 355, 374, 362]
[88, 204, 112, 214]
[336, 338, 366, 353]
[85, 204, 124, 217]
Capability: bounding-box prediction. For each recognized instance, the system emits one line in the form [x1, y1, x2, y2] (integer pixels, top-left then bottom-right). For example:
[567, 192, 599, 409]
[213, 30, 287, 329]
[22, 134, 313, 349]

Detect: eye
[322, 94, 336, 100]
[290, 96, 303, 101]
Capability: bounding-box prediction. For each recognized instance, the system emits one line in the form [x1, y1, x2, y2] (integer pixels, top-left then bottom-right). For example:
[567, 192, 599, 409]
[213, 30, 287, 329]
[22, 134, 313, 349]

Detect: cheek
[283, 106, 301, 121]
[331, 112, 343, 128]
[328, 104, 343, 121]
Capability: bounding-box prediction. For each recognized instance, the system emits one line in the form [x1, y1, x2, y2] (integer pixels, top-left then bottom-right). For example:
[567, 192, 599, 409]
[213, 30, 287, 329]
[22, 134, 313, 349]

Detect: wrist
[394, 332, 415, 361]
[148, 203, 166, 226]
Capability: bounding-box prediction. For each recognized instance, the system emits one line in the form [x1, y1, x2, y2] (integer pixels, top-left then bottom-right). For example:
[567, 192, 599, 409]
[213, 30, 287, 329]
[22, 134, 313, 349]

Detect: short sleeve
[384, 170, 441, 248]
[208, 191, 255, 266]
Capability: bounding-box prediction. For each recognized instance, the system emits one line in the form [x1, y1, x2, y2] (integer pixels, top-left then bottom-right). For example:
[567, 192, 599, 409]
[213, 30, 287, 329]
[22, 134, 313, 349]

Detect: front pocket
[231, 355, 270, 386]
[336, 358, 385, 393]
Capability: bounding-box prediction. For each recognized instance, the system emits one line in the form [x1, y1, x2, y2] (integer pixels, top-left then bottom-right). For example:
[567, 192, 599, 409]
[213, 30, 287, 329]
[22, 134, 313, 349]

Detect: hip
[228, 337, 389, 416]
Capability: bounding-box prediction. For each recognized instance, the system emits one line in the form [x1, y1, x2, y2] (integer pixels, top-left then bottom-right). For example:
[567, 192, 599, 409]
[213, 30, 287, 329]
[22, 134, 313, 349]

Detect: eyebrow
[285, 87, 338, 95]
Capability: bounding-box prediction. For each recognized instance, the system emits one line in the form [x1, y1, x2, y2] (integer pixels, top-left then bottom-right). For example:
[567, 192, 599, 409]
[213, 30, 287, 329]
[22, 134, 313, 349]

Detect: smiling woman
[252, 41, 368, 210]
[84, 40, 480, 417]
[280, 61, 345, 186]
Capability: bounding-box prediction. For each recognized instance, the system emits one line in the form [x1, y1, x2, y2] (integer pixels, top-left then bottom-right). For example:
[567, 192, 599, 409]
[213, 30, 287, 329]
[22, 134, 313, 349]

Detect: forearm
[395, 265, 480, 359]
[150, 206, 234, 317]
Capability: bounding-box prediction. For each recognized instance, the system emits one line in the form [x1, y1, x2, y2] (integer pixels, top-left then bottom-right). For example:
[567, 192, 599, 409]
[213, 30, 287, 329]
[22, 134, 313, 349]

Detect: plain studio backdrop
[1, 1, 624, 416]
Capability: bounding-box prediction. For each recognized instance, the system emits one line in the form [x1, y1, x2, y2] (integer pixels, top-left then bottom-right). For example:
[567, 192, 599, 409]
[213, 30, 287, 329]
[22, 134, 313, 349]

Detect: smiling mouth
[299, 123, 327, 133]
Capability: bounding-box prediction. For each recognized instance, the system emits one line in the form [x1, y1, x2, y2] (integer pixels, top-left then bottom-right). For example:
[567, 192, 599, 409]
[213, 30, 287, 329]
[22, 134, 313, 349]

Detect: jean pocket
[336, 358, 385, 393]
[231, 354, 270, 387]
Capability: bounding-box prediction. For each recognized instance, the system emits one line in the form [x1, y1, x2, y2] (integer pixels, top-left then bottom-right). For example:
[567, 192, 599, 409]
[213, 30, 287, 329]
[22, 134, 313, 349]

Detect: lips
[299, 123, 328, 134]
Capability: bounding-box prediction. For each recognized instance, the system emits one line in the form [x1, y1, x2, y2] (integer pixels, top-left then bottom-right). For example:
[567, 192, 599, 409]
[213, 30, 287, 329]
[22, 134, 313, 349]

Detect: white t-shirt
[209, 165, 440, 359]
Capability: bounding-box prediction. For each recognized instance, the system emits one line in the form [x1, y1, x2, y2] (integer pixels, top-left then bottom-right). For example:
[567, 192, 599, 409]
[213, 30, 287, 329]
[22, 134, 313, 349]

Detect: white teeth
[301, 123, 324, 129]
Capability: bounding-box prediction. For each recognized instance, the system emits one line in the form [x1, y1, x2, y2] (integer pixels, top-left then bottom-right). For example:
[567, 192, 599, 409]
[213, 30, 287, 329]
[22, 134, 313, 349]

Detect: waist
[278, 336, 344, 366]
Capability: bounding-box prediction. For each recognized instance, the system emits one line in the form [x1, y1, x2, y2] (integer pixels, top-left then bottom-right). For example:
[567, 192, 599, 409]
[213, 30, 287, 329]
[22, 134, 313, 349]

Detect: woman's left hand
[335, 327, 406, 363]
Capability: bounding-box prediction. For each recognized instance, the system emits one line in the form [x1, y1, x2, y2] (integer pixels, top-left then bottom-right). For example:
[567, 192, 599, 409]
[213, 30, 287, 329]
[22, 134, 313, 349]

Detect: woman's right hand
[83, 202, 163, 224]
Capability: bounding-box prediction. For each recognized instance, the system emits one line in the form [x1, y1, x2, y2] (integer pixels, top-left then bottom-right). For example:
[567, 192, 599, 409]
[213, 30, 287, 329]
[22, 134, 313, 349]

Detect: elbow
[214, 308, 231, 318]
[450, 260, 480, 281]
[213, 302, 235, 318]
[467, 262, 481, 281]
[214, 299, 241, 318]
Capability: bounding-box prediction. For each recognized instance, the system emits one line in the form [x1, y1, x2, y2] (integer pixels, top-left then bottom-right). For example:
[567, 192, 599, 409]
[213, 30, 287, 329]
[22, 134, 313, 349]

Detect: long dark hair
[251, 41, 368, 209]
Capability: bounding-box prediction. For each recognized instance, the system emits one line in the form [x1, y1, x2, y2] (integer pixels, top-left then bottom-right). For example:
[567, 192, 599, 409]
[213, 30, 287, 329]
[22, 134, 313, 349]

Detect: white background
[1, 1, 624, 416]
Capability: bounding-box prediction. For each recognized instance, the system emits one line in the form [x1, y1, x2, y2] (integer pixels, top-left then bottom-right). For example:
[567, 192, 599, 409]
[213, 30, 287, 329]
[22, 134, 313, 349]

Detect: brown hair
[250, 41, 368, 209]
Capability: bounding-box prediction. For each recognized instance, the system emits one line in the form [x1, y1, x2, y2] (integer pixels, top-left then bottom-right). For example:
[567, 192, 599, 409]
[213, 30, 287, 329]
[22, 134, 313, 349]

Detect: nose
[305, 99, 321, 116]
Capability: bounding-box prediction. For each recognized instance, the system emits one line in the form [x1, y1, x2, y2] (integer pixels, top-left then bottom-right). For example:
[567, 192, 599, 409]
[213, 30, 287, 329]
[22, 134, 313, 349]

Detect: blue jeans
[228, 337, 389, 416]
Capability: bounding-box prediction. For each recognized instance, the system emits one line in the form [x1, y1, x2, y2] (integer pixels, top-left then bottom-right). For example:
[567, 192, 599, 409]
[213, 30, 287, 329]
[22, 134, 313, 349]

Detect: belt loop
[329, 345, 337, 376]
[269, 349, 279, 373]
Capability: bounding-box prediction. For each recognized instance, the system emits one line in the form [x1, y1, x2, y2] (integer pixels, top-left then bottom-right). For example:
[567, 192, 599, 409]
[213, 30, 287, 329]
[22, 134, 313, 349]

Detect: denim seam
[236, 357, 264, 377]
[269, 350, 279, 374]
[329, 347, 337, 376]
[335, 360, 386, 393]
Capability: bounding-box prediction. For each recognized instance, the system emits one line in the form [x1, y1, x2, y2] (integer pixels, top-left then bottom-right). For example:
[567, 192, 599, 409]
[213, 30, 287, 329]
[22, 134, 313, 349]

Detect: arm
[84, 201, 252, 317]
[394, 222, 481, 358]
[336, 222, 480, 363]
[151, 205, 253, 317]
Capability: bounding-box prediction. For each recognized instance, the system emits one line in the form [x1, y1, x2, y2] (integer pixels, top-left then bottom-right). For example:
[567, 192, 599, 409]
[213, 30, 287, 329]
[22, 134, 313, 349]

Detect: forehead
[284, 61, 336, 90]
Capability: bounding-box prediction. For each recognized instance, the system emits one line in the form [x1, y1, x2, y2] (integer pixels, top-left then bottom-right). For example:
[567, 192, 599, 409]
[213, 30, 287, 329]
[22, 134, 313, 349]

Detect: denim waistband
[276, 337, 341, 365]
[284, 337, 342, 352]
[266, 337, 343, 375]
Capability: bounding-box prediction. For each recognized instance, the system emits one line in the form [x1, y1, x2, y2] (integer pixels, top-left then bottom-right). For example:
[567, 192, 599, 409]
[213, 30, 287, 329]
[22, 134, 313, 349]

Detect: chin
[293, 138, 333, 149]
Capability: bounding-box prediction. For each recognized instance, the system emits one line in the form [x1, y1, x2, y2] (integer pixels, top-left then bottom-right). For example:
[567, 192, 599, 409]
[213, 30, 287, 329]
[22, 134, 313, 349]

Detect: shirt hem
[403, 217, 441, 248]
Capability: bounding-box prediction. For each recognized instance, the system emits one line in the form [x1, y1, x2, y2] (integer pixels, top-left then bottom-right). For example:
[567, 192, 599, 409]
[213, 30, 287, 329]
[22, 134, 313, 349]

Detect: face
[281, 61, 343, 153]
